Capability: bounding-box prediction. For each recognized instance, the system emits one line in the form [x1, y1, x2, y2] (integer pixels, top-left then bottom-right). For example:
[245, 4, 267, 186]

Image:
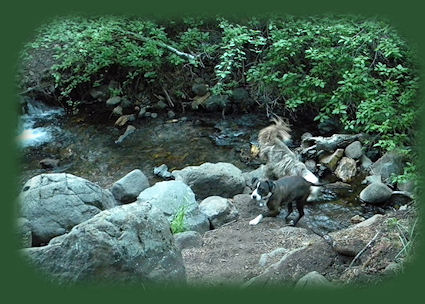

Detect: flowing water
[18, 100, 380, 233]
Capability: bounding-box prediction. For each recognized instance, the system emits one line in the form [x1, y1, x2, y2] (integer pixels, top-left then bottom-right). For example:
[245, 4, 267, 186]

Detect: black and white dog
[249, 176, 324, 226]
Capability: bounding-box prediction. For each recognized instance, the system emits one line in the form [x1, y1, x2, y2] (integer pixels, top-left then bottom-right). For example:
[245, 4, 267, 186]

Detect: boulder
[335, 157, 357, 182]
[295, 271, 334, 289]
[137, 181, 209, 233]
[174, 231, 203, 250]
[345, 141, 363, 159]
[19, 173, 116, 245]
[359, 182, 393, 204]
[172, 162, 245, 200]
[371, 152, 404, 183]
[199, 196, 239, 228]
[17, 217, 32, 248]
[360, 154, 373, 170]
[22, 202, 186, 285]
[319, 149, 344, 171]
[111, 169, 149, 204]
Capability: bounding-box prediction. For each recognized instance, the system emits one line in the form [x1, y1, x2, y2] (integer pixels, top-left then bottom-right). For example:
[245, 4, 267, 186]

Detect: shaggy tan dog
[258, 117, 320, 201]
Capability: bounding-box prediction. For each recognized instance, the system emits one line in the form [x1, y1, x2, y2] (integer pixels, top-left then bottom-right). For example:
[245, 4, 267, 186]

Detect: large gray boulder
[22, 202, 186, 285]
[359, 182, 393, 204]
[371, 152, 404, 183]
[172, 162, 245, 200]
[137, 181, 209, 233]
[19, 173, 116, 245]
[345, 141, 363, 159]
[111, 169, 149, 204]
[199, 196, 239, 228]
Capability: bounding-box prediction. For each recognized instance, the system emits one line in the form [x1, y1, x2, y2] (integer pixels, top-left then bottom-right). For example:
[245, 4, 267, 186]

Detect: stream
[18, 100, 380, 234]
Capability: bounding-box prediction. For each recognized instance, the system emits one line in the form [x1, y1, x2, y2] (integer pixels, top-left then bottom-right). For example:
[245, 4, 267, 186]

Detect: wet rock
[335, 157, 357, 182]
[295, 271, 334, 289]
[371, 151, 404, 183]
[111, 169, 149, 204]
[304, 159, 317, 173]
[137, 181, 209, 234]
[39, 158, 60, 169]
[360, 154, 373, 170]
[172, 162, 246, 200]
[106, 96, 122, 107]
[359, 182, 393, 204]
[319, 149, 344, 171]
[174, 231, 202, 250]
[153, 164, 173, 179]
[17, 217, 32, 248]
[115, 125, 136, 144]
[22, 202, 186, 284]
[345, 141, 363, 159]
[19, 173, 117, 245]
[199, 196, 239, 229]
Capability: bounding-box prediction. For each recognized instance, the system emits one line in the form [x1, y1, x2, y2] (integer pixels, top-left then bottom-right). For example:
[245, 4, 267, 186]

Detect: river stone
[22, 202, 186, 284]
[106, 96, 122, 107]
[319, 149, 344, 171]
[199, 196, 239, 229]
[359, 182, 393, 204]
[295, 271, 333, 289]
[115, 125, 136, 144]
[137, 180, 209, 233]
[17, 217, 32, 248]
[335, 157, 357, 182]
[172, 162, 245, 200]
[174, 231, 202, 250]
[371, 151, 404, 183]
[345, 141, 363, 159]
[111, 169, 149, 204]
[19, 173, 117, 245]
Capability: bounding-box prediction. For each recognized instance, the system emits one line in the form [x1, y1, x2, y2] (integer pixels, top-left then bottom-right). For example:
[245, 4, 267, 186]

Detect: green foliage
[170, 205, 187, 234]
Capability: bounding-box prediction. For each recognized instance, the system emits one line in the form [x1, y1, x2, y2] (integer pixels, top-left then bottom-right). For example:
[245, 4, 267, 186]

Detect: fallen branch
[349, 231, 381, 268]
[162, 87, 175, 108]
[121, 30, 198, 62]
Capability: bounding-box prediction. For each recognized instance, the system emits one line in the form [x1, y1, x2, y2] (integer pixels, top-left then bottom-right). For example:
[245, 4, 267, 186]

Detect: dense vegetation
[18, 14, 421, 184]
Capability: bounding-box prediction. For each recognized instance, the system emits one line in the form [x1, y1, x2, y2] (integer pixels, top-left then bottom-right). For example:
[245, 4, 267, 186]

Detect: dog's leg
[249, 209, 280, 225]
[284, 202, 293, 224]
[292, 197, 307, 226]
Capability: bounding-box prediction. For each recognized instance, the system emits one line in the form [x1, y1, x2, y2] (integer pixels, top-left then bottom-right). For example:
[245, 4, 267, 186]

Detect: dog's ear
[251, 177, 258, 187]
[266, 180, 275, 193]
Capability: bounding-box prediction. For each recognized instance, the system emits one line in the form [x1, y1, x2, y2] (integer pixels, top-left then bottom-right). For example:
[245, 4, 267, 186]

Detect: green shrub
[170, 205, 187, 234]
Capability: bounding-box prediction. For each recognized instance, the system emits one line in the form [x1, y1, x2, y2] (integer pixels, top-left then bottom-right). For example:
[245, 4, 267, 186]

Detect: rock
[362, 175, 382, 185]
[242, 165, 267, 186]
[17, 217, 32, 248]
[120, 98, 133, 110]
[114, 114, 135, 127]
[335, 157, 357, 182]
[89, 87, 106, 99]
[371, 151, 404, 183]
[39, 158, 60, 169]
[360, 154, 373, 170]
[22, 202, 186, 284]
[350, 215, 365, 224]
[303, 134, 360, 153]
[151, 112, 158, 119]
[397, 180, 416, 194]
[111, 169, 149, 204]
[19, 173, 116, 245]
[106, 96, 122, 107]
[199, 196, 239, 229]
[138, 107, 147, 118]
[295, 271, 333, 289]
[154, 100, 167, 110]
[153, 164, 173, 179]
[329, 214, 383, 257]
[192, 83, 209, 96]
[359, 182, 393, 204]
[319, 149, 344, 171]
[174, 231, 202, 250]
[112, 105, 123, 117]
[258, 248, 288, 267]
[137, 181, 209, 233]
[115, 125, 136, 144]
[304, 159, 317, 173]
[167, 110, 176, 119]
[245, 241, 339, 287]
[172, 162, 245, 200]
[345, 141, 363, 159]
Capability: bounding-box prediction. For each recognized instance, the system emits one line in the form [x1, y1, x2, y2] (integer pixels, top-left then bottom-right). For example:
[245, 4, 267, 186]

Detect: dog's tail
[258, 116, 291, 147]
